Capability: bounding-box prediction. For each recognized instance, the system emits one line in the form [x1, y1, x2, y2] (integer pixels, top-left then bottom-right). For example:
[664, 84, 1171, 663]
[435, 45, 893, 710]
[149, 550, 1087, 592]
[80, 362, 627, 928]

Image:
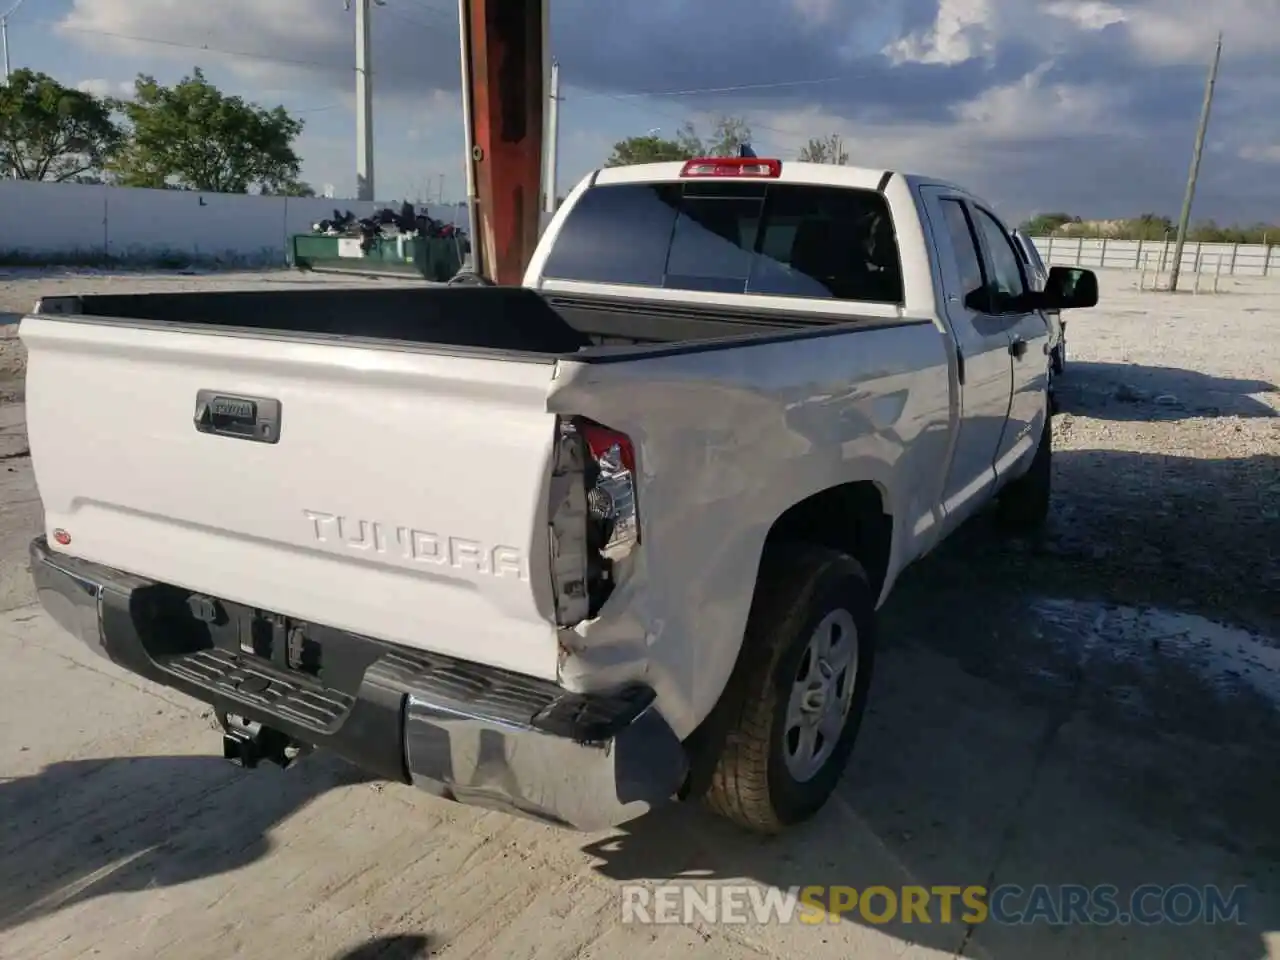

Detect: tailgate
[21, 316, 562, 680]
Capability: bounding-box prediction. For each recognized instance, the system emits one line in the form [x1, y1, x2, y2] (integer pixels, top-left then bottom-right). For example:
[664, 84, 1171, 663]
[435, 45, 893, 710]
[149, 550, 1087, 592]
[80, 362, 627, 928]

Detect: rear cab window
[540, 179, 904, 306]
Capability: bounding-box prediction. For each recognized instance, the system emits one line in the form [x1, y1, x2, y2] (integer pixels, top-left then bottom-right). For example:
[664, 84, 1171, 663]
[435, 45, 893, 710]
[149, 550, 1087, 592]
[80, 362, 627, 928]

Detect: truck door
[918, 187, 1015, 527]
[967, 204, 1051, 478]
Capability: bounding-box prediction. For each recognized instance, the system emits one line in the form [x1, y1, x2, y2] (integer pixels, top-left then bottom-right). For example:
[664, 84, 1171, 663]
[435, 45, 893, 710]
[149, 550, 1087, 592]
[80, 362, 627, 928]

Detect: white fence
[0, 180, 467, 266]
[1030, 235, 1278, 277]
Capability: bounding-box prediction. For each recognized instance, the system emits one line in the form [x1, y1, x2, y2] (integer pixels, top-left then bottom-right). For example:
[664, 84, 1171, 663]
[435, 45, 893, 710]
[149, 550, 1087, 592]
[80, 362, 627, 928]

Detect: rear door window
[937, 199, 988, 306]
[541, 180, 903, 305]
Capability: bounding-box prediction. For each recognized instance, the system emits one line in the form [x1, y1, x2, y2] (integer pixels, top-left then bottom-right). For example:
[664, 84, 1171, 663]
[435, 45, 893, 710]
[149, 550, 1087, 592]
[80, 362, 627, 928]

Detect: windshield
[542, 181, 903, 305]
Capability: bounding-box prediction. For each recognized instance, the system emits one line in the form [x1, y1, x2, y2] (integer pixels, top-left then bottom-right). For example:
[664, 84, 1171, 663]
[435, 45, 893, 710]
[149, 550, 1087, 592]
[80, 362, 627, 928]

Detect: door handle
[1009, 338, 1028, 359]
[194, 390, 282, 444]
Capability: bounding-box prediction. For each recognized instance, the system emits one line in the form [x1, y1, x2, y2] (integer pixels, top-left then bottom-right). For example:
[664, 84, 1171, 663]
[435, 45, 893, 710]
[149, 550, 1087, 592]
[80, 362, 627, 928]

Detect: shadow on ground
[0, 753, 370, 934]
[1056, 361, 1278, 420]
[585, 447, 1280, 958]
[330, 933, 436, 959]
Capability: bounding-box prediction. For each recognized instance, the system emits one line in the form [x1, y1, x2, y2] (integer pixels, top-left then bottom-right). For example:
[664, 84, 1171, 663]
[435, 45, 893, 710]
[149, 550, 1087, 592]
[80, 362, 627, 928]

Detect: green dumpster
[288, 233, 464, 281]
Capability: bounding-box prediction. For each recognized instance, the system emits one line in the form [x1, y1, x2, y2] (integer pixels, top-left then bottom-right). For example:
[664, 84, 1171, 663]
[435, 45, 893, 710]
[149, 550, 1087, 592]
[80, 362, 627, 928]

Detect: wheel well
[678, 481, 893, 802]
[762, 481, 893, 601]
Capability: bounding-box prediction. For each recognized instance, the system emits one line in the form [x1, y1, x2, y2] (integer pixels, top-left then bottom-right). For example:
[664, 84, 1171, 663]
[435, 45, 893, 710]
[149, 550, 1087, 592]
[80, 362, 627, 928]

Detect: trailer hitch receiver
[220, 713, 308, 770]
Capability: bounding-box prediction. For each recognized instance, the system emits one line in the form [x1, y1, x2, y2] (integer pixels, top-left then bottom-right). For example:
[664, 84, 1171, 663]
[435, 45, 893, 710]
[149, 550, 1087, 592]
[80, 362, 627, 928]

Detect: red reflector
[53, 528, 71, 546]
[680, 157, 781, 178]
[577, 420, 636, 474]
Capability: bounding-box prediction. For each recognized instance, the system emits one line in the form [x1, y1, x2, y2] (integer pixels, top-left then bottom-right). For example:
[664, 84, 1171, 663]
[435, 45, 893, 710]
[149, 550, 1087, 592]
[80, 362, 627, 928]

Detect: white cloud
[750, 65, 1118, 176]
[1239, 144, 1280, 164]
[75, 78, 132, 98]
[1119, 0, 1278, 64]
[791, 0, 841, 24]
[1043, 0, 1126, 31]
[951, 62, 1120, 138]
[61, 0, 342, 51]
[884, 0, 997, 65]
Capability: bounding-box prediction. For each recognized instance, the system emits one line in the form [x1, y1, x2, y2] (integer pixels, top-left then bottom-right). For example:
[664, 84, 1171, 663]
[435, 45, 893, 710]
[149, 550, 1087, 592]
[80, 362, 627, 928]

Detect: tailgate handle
[194, 391, 282, 444]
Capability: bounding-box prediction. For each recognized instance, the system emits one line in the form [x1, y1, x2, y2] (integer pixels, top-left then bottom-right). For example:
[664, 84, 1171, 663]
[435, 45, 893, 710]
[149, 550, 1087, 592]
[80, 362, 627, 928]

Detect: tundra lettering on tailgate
[303, 510, 527, 579]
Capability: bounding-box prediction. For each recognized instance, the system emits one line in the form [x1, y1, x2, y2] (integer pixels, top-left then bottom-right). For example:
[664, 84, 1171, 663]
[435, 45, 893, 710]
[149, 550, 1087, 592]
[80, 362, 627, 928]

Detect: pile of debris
[310, 202, 468, 254]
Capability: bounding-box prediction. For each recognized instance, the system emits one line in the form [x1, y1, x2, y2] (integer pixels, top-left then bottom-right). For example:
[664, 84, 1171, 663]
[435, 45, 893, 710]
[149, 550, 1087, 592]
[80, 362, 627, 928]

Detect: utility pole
[1168, 31, 1222, 292]
[438, 173, 445, 204]
[346, 0, 380, 201]
[2, 0, 28, 80]
[544, 58, 562, 214]
[457, 0, 481, 272]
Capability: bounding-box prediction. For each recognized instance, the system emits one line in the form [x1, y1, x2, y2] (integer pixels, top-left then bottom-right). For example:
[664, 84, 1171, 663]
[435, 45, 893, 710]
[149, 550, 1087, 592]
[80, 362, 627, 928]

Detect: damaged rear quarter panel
[545, 324, 951, 741]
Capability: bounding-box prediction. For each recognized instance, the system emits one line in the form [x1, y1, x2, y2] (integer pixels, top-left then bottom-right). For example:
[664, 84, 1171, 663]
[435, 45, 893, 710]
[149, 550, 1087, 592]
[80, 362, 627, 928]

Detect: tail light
[548, 416, 640, 626]
[679, 157, 782, 178]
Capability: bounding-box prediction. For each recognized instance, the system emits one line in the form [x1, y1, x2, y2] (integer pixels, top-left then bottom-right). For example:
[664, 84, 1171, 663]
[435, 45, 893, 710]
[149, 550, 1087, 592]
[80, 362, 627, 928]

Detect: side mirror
[1042, 266, 1098, 309]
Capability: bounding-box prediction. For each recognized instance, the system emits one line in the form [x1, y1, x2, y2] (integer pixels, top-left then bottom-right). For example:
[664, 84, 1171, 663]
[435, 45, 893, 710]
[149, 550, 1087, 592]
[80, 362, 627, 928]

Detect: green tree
[1019, 212, 1079, 235]
[262, 180, 316, 197]
[1119, 213, 1174, 241]
[798, 133, 849, 165]
[112, 68, 305, 193]
[0, 68, 122, 181]
[699, 115, 753, 157]
[604, 132, 699, 167]
[604, 115, 755, 166]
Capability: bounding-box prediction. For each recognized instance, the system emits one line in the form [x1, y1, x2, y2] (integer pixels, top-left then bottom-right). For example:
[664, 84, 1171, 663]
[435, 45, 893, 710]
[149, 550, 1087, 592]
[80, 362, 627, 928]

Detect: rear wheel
[703, 545, 877, 834]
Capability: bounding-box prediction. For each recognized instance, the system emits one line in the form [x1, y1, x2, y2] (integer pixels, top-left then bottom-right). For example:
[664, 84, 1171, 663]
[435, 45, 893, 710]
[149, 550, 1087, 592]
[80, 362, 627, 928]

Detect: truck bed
[35, 285, 873, 357]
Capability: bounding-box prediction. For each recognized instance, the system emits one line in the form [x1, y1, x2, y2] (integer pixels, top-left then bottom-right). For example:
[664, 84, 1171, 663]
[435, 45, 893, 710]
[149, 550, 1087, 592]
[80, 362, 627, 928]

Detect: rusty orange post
[463, 0, 546, 286]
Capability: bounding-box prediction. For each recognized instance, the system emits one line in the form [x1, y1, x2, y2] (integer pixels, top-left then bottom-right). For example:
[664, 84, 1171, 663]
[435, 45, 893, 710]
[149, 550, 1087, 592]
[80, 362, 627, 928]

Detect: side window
[972, 208, 1028, 309]
[938, 199, 987, 307]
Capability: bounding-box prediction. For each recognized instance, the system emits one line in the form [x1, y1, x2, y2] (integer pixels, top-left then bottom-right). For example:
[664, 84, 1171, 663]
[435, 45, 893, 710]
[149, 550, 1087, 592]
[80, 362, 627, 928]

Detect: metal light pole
[2, 0, 29, 80]
[1168, 31, 1223, 292]
[345, 0, 383, 201]
[544, 58, 561, 213]
[457, 0, 481, 271]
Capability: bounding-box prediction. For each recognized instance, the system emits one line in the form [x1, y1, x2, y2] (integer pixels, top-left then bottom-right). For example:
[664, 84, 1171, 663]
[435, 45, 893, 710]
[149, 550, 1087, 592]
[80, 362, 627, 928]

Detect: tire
[996, 414, 1052, 533]
[447, 271, 492, 286]
[1051, 341, 1066, 376]
[703, 545, 877, 834]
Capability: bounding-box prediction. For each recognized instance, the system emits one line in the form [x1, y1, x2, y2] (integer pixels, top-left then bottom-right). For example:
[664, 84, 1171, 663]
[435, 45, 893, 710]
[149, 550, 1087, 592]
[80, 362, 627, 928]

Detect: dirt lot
[0, 269, 1277, 959]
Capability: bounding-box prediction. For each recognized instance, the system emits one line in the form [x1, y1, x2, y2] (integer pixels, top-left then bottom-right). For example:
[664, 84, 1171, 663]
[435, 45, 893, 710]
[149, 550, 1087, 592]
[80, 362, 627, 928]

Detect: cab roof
[590, 160, 969, 197]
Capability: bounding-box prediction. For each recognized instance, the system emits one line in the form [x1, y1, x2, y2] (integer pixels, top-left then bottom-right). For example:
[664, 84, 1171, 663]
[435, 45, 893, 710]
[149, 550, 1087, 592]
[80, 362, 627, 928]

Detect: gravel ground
[936, 271, 1280, 637]
[0, 268, 1277, 959]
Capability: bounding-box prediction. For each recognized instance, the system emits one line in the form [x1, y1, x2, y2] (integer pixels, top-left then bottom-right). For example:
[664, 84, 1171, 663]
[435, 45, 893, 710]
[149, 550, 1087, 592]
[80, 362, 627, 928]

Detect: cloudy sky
[6, 0, 1278, 223]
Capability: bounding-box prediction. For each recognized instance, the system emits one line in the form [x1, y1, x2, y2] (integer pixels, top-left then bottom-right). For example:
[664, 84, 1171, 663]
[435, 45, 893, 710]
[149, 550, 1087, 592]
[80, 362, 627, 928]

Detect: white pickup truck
[22, 157, 1097, 835]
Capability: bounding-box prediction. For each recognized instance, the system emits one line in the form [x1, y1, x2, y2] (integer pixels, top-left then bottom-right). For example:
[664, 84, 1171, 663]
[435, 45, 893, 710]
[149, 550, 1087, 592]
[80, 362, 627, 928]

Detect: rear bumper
[29, 536, 686, 830]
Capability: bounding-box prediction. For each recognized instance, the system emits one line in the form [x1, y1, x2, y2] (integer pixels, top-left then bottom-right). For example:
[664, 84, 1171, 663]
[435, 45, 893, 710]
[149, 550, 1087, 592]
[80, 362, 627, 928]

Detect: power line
[379, 4, 450, 32]
[395, 0, 456, 25]
[599, 76, 847, 100]
[51, 21, 351, 72]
